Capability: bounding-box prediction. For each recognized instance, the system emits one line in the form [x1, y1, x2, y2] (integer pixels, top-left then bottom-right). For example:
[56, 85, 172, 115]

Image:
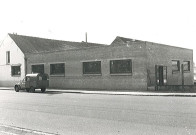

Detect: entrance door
[159, 66, 164, 86]
[155, 65, 167, 86]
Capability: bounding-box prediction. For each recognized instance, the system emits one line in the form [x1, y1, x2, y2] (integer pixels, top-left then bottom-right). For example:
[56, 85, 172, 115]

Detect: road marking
[0, 131, 19, 135]
[0, 124, 58, 135]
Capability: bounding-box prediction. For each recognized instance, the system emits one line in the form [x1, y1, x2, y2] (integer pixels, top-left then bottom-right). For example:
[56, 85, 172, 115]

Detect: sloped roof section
[9, 33, 107, 54]
[111, 36, 143, 45]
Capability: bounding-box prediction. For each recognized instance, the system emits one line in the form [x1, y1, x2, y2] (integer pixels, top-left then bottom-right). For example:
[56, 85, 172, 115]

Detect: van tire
[41, 88, 46, 93]
[15, 86, 19, 92]
[29, 87, 35, 93]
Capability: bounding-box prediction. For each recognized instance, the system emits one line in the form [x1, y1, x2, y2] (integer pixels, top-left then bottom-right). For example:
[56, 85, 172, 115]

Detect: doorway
[155, 65, 167, 86]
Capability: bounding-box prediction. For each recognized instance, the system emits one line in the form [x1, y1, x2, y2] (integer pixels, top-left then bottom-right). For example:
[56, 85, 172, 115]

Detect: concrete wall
[146, 42, 193, 86]
[26, 43, 148, 91]
[0, 35, 25, 86]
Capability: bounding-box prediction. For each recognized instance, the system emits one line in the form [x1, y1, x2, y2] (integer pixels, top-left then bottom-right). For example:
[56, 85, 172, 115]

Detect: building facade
[0, 34, 26, 86]
[0, 34, 193, 91]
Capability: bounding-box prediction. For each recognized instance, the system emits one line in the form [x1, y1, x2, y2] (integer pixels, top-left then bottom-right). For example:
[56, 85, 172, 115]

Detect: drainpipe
[85, 32, 87, 43]
[181, 64, 184, 90]
[24, 57, 27, 75]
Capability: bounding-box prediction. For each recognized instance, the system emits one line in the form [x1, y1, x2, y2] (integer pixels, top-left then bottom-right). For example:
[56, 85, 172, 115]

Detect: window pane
[172, 60, 180, 71]
[50, 63, 65, 75]
[183, 61, 190, 71]
[32, 64, 44, 74]
[11, 66, 21, 76]
[110, 59, 132, 74]
[83, 61, 101, 74]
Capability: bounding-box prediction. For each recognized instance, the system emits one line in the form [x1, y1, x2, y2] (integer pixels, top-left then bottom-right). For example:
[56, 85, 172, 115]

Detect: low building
[0, 34, 193, 91]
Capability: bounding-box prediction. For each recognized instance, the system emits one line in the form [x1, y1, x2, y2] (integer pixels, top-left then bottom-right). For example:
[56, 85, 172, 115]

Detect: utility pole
[85, 32, 87, 43]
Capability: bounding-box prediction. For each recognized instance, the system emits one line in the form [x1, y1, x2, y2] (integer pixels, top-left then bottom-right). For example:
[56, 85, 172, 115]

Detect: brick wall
[26, 43, 148, 91]
[146, 42, 193, 86]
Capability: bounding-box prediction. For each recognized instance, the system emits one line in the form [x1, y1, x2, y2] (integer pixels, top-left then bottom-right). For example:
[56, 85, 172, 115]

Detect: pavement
[1, 87, 196, 97]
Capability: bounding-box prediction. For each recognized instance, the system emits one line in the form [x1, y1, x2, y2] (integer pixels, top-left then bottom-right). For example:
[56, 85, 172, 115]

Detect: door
[155, 65, 167, 86]
[25, 76, 30, 88]
[159, 66, 164, 86]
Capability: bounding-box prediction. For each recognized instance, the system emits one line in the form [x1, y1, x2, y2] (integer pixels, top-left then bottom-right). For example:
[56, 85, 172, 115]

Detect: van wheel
[15, 86, 19, 92]
[29, 87, 35, 93]
[41, 88, 46, 93]
[26, 88, 30, 92]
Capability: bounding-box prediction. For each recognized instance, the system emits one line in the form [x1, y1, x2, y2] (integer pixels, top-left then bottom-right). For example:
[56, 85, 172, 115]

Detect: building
[0, 34, 193, 91]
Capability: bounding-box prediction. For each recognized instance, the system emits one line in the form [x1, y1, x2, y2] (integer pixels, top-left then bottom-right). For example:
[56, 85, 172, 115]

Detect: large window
[32, 64, 44, 74]
[6, 51, 10, 64]
[172, 60, 180, 72]
[110, 59, 132, 74]
[83, 61, 101, 74]
[11, 66, 21, 76]
[50, 63, 65, 75]
[183, 61, 190, 71]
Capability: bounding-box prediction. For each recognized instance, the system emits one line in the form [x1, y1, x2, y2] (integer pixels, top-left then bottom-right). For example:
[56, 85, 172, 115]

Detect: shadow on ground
[18, 90, 65, 95]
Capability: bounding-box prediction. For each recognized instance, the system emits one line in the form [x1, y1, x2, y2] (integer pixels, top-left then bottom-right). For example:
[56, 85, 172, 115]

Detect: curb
[47, 89, 196, 97]
[1, 87, 196, 97]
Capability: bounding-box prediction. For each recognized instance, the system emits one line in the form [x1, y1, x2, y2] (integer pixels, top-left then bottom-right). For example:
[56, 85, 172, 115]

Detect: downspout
[24, 57, 27, 75]
[181, 64, 184, 89]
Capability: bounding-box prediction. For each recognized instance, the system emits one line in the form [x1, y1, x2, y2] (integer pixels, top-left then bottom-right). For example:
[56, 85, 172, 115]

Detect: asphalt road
[0, 89, 196, 135]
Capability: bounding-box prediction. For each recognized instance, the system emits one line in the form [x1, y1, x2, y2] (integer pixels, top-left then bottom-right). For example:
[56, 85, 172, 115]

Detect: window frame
[11, 65, 21, 76]
[110, 59, 132, 75]
[6, 51, 10, 64]
[83, 61, 102, 75]
[50, 63, 65, 76]
[172, 60, 180, 73]
[183, 61, 190, 72]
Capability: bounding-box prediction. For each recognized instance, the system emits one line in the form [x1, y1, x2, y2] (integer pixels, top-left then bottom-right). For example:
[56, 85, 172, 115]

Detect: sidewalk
[1, 87, 196, 97]
[0, 87, 13, 90]
[50, 89, 196, 97]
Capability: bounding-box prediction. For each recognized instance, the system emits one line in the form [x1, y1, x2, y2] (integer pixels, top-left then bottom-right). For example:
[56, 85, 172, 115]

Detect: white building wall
[0, 35, 25, 86]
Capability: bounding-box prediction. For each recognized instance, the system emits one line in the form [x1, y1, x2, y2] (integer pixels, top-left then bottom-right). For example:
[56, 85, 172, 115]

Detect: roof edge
[116, 36, 192, 50]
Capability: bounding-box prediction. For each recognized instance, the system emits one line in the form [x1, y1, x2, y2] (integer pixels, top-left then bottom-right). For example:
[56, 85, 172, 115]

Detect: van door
[25, 76, 30, 88]
[20, 78, 26, 89]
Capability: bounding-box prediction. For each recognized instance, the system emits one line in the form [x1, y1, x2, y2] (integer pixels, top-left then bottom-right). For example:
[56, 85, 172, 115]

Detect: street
[0, 89, 196, 135]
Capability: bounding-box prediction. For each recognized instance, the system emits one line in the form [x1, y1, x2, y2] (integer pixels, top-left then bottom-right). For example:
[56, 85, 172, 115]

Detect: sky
[0, 0, 196, 60]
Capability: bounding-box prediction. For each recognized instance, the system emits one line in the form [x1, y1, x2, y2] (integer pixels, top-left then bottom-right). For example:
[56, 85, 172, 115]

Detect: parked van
[14, 73, 49, 93]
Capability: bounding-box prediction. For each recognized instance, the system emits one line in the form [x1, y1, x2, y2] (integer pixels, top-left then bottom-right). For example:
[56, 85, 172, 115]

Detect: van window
[26, 77, 30, 81]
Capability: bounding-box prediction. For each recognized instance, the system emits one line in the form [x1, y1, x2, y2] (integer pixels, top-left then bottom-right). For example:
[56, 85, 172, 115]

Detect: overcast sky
[0, 0, 196, 59]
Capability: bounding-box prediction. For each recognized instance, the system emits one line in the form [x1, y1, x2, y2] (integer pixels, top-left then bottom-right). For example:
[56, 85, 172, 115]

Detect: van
[14, 73, 49, 93]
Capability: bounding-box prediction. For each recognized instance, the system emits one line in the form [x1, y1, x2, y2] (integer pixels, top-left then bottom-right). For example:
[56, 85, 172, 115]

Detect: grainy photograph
[0, 0, 196, 134]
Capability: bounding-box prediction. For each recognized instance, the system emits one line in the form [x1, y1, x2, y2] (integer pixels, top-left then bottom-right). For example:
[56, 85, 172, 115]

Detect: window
[172, 60, 180, 72]
[110, 59, 132, 74]
[6, 51, 10, 64]
[11, 66, 21, 76]
[183, 61, 190, 71]
[83, 61, 101, 74]
[32, 64, 44, 74]
[50, 63, 65, 75]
